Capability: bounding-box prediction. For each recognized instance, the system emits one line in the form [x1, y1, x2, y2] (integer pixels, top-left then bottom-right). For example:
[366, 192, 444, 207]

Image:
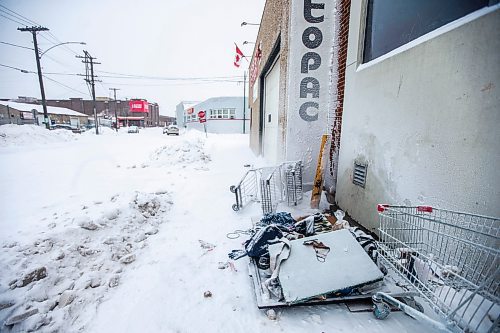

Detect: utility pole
[6, 105, 12, 124]
[109, 88, 120, 131]
[77, 50, 100, 134]
[18, 26, 50, 129]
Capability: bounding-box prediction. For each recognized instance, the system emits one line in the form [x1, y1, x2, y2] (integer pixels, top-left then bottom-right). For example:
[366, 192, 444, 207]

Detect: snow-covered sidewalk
[0, 125, 425, 332]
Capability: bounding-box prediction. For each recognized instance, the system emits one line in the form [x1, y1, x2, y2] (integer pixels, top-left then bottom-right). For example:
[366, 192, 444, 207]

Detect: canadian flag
[233, 44, 244, 68]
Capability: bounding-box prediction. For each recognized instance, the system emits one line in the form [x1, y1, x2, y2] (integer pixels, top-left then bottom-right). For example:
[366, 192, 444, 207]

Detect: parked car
[128, 126, 139, 133]
[163, 125, 179, 135]
[51, 124, 82, 134]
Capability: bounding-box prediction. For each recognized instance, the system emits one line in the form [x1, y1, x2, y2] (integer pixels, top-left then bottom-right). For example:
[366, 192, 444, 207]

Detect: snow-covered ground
[0, 125, 426, 332]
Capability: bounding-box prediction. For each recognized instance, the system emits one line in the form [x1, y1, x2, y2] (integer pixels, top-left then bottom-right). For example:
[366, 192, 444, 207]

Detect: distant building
[175, 101, 199, 128]
[177, 97, 249, 134]
[14, 96, 160, 127]
[0, 101, 88, 127]
[159, 115, 176, 126]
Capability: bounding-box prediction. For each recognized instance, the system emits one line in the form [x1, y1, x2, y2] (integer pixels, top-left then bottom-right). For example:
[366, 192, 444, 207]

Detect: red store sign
[249, 42, 262, 88]
[129, 100, 149, 113]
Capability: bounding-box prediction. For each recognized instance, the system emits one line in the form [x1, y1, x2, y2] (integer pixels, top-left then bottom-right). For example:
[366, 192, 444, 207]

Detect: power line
[42, 74, 89, 96]
[1, 62, 91, 97]
[42, 53, 82, 71]
[97, 81, 108, 96]
[95, 70, 243, 81]
[44, 71, 83, 76]
[1, 63, 244, 86]
[47, 32, 80, 56]
[97, 75, 243, 82]
[0, 5, 72, 55]
[1, 61, 242, 82]
[38, 33, 58, 45]
[0, 41, 33, 50]
[0, 4, 79, 56]
[0, 4, 39, 26]
[0, 13, 27, 26]
[0, 63, 31, 73]
[100, 80, 243, 87]
[0, 63, 84, 78]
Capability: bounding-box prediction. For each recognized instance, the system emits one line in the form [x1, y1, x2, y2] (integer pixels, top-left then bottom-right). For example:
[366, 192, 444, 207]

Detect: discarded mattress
[268, 229, 384, 304]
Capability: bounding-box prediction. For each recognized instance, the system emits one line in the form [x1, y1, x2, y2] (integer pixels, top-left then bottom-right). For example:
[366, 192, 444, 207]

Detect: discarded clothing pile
[228, 211, 384, 303]
[228, 211, 336, 264]
[228, 210, 377, 263]
[258, 212, 296, 231]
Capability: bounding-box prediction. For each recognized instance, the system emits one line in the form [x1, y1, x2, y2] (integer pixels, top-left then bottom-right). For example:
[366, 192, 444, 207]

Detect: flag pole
[234, 42, 248, 134]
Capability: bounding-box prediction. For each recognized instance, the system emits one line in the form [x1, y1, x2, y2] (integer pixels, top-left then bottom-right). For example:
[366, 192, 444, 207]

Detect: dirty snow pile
[0, 124, 77, 147]
[150, 133, 210, 167]
[0, 190, 173, 332]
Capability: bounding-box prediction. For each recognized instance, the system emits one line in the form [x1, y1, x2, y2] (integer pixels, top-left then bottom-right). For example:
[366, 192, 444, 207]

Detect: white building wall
[285, 0, 336, 188]
[184, 97, 250, 134]
[336, 5, 500, 232]
[175, 103, 187, 127]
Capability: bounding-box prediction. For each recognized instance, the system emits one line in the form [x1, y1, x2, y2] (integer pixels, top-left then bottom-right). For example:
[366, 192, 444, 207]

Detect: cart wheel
[373, 302, 391, 320]
[230, 185, 236, 193]
[232, 204, 240, 211]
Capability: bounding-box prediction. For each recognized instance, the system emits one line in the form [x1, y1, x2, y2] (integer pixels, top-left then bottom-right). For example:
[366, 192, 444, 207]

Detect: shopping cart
[373, 205, 499, 333]
[282, 161, 303, 207]
[230, 161, 303, 214]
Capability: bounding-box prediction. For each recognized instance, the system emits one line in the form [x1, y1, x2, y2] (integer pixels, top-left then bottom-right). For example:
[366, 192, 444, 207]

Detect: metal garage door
[263, 57, 280, 164]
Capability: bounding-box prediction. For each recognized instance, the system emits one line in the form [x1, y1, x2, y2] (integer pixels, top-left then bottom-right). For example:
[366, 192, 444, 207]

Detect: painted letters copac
[299, 0, 325, 122]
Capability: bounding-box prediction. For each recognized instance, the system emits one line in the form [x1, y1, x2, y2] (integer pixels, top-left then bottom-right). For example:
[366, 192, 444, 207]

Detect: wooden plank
[310, 134, 329, 209]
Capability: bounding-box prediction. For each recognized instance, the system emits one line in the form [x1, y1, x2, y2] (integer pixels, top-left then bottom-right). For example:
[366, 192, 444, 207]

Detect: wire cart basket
[230, 161, 303, 214]
[373, 205, 499, 333]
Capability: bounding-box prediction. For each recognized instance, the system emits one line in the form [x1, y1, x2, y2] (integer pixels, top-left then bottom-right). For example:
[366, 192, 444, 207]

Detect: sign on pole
[198, 110, 206, 121]
[198, 110, 207, 137]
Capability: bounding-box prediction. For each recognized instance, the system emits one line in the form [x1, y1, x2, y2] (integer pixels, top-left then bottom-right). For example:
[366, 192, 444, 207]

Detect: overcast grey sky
[0, 0, 265, 115]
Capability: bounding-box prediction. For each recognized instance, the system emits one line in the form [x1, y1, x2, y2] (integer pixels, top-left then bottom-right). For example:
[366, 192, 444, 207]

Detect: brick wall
[328, 0, 351, 199]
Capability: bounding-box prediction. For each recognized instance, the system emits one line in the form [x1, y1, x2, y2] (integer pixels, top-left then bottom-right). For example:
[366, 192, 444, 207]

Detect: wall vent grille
[353, 162, 367, 188]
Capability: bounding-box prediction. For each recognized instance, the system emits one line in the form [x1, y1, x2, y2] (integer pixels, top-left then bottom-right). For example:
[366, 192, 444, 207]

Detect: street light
[18, 26, 85, 130]
[243, 41, 255, 45]
[241, 22, 260, 27]
[36, 41, 86, 129]
[40, 42, 86, 58]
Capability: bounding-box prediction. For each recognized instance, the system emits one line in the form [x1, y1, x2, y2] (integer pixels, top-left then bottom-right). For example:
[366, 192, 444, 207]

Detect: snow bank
[0, 190, 173, 332]
[150, 133, 210, 167]
[82, 126, 118, 136]
[0, 124, 77, 147]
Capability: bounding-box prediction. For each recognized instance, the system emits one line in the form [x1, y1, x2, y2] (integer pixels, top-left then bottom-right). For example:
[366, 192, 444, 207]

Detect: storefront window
[363, 0, 490, 62]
